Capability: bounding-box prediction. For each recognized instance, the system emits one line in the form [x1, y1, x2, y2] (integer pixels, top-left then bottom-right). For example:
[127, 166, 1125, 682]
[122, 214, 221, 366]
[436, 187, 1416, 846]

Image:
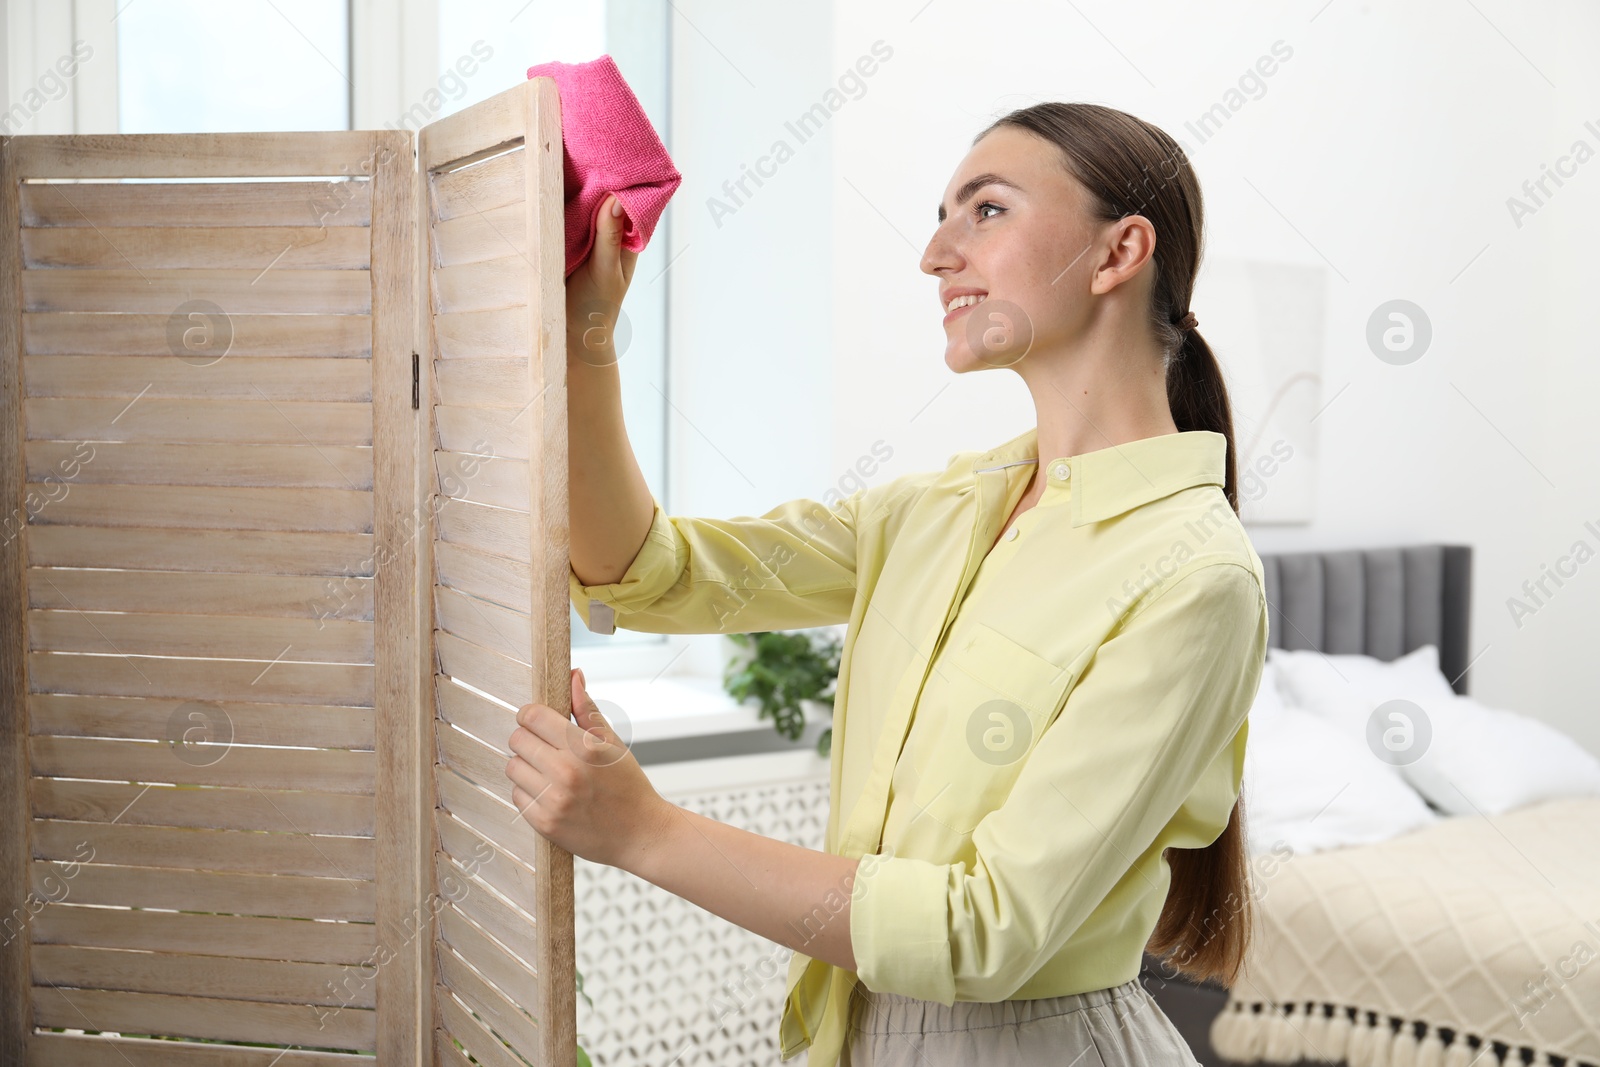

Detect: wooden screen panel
[419, 78, 574, 1067]
[0, 133, 423, 1063]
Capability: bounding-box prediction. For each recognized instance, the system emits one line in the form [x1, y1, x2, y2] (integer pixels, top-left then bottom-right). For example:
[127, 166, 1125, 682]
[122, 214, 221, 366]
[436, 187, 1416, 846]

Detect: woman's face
[921, 125, 1111, 373]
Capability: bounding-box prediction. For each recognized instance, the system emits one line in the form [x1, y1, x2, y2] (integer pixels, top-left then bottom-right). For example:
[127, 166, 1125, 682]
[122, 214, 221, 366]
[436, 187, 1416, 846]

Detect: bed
[1137, 544, 1600, 1067]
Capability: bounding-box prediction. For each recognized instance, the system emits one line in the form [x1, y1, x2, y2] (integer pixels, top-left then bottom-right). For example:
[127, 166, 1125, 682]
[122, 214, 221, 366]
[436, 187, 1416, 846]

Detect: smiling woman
[563, 100, 1265, 1067]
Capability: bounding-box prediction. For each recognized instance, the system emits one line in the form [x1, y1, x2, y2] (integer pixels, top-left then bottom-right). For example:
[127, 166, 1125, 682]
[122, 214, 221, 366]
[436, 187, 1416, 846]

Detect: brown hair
[977, 102, 1253, 988]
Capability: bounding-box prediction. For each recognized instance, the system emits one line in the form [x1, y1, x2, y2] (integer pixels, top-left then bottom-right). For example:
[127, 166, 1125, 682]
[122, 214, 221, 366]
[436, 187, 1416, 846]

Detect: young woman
[505, 101, 1269, 1067]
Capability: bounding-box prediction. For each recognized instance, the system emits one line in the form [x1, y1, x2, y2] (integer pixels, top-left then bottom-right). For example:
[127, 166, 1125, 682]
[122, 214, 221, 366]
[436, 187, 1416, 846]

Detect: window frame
[8, 0, 685, 684]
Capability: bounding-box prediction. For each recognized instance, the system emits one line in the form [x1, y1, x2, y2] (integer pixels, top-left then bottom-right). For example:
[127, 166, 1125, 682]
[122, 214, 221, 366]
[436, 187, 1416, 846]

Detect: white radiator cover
[575, 748, 833, 1066]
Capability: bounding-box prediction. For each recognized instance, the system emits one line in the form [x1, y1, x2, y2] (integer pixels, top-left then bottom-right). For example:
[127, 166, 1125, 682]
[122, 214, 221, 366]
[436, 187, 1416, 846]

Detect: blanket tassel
[1347, 1011, 1372, 1067]
[1210, 1003, 1582, 1067]
[1301, 1002, 1330, 1062]
[1324, 1007, 1353, 1062]
[1263, 1003, 1301, 1063]
[1416, 1024, 1446, 1067]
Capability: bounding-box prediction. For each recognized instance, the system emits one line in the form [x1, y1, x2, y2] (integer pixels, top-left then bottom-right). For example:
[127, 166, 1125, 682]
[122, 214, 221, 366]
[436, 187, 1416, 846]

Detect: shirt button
[1004, 526, 1019, 541]
[1053, 462, 1070, 480]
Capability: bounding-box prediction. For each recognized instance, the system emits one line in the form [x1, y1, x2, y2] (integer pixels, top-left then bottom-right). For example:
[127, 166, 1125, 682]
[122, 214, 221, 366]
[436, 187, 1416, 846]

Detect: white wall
[665, 1, 1600, 752]
[657, 2, 839, 677]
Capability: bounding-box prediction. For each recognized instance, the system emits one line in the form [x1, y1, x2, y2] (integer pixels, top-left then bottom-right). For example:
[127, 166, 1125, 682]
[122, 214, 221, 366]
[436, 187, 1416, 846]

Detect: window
[430, 1, 673, 664]
[103, 0, 674, 672]
[117, 0, 352, 133]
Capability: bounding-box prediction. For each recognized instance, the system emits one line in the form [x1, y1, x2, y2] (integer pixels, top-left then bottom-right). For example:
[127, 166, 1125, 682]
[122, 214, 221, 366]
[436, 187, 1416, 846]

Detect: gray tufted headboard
[1260, 543, 1474, 696]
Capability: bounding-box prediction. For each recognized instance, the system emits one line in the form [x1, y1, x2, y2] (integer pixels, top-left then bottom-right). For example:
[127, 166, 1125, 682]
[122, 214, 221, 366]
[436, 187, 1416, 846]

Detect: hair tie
[1174, 310, 1199, 332]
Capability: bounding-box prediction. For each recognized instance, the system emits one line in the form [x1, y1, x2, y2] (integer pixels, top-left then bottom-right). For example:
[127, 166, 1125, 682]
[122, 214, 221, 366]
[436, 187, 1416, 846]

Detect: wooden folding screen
[0, 77, 572, 1065]
[419, 84, 574, 1067]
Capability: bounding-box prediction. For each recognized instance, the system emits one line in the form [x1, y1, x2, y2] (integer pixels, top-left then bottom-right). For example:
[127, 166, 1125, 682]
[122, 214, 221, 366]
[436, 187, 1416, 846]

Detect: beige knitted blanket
[1209, 796, 1600, 1067]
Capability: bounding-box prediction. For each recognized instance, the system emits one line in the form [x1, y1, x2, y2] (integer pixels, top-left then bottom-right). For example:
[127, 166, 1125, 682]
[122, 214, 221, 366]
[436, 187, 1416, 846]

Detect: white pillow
[1268, 644, 1458, 730]
[1242, 705, 1439, 857]
[1399, 695, 1600, 816]
[1248, 655, 1290, 721]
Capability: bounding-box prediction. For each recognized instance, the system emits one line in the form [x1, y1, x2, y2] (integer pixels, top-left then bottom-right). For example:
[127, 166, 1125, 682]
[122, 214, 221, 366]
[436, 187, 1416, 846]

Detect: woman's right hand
[567, 193, 638, 366]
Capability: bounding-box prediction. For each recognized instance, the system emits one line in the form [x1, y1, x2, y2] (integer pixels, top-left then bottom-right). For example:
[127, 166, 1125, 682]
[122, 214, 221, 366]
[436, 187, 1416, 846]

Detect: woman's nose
[921, 228, 958, 276]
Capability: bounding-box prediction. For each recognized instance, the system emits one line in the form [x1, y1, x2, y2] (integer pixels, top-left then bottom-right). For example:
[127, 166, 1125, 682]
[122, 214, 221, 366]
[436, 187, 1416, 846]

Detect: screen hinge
[411, 352, 420, 410]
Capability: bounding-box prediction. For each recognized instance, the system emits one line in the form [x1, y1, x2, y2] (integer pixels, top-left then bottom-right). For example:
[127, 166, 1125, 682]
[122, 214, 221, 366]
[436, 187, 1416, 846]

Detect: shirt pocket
[911, 621, 1078, 836]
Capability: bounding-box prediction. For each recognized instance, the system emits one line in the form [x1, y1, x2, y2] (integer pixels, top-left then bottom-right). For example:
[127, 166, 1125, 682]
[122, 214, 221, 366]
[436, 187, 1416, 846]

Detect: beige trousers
[840, 976, 1203, 1066]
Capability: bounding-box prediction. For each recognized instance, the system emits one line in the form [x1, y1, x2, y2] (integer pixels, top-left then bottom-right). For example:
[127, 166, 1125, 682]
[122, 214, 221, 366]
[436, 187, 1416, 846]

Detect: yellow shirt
[569, 426, 1269, 1067]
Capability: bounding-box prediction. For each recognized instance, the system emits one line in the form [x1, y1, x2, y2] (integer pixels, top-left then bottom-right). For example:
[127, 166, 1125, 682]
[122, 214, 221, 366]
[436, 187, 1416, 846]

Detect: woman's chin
[946, 345, 1021, 372]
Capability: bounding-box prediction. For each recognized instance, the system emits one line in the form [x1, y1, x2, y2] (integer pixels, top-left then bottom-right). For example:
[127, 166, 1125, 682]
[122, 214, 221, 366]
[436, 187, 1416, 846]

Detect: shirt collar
[972, 426, 1229, 528]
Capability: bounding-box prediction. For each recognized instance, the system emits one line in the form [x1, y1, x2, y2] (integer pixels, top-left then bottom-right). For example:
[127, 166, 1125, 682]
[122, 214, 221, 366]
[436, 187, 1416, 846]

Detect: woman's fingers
[599, 195, 638, 294]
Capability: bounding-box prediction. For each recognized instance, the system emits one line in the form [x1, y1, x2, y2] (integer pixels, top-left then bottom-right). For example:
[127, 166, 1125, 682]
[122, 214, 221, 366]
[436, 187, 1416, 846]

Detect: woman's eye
[975, 201, 1003, 220]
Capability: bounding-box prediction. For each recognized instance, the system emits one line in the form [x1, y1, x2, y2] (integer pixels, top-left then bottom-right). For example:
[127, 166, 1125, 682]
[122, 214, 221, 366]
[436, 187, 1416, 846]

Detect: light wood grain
[24, 397, 372, 446]
[23, 268, 371, 315]
[0, 107, 30, 1059]
[434, 849, 539, 973]
[435, 584, 532, 663]
[26, 650, 375, 705]
[434, 540, 533, 614]
[32, 818, 375, 879]
[434, 982, 527, 1067]
[27, 526, 375, 576]
[434, 306, 531, 359]
[436, 630, 532, 710]
[436, 813, 540, 930]
[25, 440, 373, 490]
[433, 765, 541, 863]
[433, 450, 530, 513]
[29, 691, 374, 748]
[23, 311, 371, 357]
[33, 779, 374, 836]
[23, 356, 373, 403]
[26, 568, 374, 620]
[433, 201, 526, 267]
[434, 254, 531, 315]
[434, 497, 533, 564]
[436, 907, 540, 1030]
[24, 484, 373, 533]
[436, 674, 519, 753]
[524, 76, 578, 1067]
[33, 903, 376, 966]
[367, 125, 427, 1065]
[28, 608, 373, 662]
[434, 401, 531, 459]
[436, 718, 518, 800]
[31, 985, 375, 1050]
[32, 943, 370, 1008]
[428, 143, 524, 217]
[433, 358, 529, 410]
[29, 860, 374, 922]
[23, 225, 371, 270]
[3, 126, 427, 1061]
[30, 735, 376, 793]
[435, 941, 541, 1051]
[20, 175, 372, 225]
[30, 1029, 374, 1065]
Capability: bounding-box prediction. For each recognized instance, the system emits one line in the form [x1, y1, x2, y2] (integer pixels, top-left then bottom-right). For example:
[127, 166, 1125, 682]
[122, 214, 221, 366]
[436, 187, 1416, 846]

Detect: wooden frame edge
[524, 74, 577, 1067]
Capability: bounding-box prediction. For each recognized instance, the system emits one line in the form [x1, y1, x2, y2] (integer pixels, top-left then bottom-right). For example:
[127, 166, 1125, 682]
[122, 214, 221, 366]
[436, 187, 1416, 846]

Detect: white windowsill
[584, 674, 829, 746]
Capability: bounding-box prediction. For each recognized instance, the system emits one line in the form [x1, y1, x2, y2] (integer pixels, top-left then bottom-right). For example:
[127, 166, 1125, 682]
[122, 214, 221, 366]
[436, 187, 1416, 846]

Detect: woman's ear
[1090, 214, 1158, 297]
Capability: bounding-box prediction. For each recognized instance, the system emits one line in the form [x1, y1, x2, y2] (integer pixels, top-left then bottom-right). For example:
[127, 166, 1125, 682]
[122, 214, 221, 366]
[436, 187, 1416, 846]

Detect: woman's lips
[943, 302, 978, 325]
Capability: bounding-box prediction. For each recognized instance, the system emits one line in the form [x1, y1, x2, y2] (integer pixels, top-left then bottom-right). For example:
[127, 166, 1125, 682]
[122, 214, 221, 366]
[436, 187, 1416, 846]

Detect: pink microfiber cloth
[525, 54, 681, 278]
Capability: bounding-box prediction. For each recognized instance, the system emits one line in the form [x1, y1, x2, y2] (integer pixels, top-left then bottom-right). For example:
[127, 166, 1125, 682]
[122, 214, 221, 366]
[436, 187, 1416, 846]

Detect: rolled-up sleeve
[849, 560, 1268, 1003]
[571, 474, 928, 636]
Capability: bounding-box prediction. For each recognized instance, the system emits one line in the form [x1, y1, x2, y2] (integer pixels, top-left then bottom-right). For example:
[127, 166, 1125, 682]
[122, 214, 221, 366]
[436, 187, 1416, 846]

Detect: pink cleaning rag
[525, 54, 681, 278]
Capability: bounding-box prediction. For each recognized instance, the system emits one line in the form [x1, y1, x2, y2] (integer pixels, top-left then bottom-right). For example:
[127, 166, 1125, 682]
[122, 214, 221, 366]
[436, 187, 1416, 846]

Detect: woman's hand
[567, 193, 638, 366]
[505, 668, 673, 872]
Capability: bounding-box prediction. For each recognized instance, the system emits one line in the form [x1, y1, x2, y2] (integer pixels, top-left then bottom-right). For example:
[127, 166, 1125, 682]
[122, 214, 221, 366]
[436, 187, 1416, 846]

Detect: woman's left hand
[505, 668, 673, 871]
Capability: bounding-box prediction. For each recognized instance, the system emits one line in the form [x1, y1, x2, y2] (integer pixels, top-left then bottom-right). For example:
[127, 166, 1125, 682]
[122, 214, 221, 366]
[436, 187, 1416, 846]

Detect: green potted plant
[722, 628, 843, 757]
